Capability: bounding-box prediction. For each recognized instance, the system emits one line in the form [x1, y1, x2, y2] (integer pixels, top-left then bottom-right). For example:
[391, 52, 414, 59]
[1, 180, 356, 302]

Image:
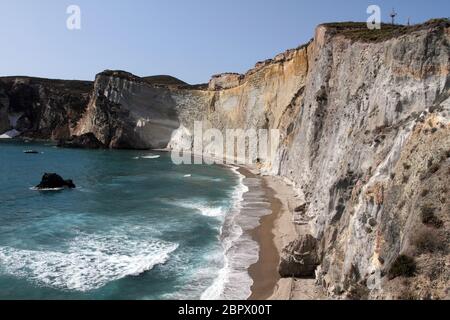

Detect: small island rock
[36, 173, 76, 190]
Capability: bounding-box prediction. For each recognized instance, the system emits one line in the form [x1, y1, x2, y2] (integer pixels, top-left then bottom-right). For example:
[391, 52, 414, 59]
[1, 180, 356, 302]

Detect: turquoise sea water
[0, 140, 242, 300]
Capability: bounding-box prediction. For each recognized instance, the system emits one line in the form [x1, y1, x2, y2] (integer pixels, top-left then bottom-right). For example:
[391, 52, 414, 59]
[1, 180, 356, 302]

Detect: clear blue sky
[0, 0, 448, 84]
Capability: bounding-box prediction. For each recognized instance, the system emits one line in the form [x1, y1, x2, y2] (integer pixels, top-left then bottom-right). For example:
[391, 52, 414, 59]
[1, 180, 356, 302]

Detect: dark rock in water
[24, 150, 39, 154]
[279, 234, 320, 278]
[36, 173, 76, 190]
[58, 133, 105, 149]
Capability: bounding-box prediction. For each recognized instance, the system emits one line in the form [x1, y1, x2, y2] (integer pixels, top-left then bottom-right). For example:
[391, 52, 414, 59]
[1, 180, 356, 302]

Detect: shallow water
[0, 140, 241, 300]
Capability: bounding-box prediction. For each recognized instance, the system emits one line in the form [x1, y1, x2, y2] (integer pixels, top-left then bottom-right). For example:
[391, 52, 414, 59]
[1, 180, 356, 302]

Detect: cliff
[0, 76, 92, 140]
[277, 20, 449, 299]
[1, 19, 448, 299]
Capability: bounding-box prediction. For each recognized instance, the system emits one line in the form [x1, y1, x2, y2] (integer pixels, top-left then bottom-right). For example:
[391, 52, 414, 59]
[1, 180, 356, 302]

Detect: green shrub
[421, 206, 444, 228]
[429, 163, 441, 174]
[412, 228, 445, 253]
[389, 255, 417, 279]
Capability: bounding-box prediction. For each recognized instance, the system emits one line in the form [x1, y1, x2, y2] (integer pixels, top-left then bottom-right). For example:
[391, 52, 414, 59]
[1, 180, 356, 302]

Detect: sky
[0, 0, 448, 84]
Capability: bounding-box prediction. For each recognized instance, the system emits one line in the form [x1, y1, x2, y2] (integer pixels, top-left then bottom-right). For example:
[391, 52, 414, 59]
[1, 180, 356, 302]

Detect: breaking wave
[0, 233, 178, 292]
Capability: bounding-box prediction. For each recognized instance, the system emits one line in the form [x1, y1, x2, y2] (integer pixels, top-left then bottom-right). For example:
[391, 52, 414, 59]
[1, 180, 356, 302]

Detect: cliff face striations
[1, 19, 448, 299]
[0, 77, 92, 140]
[277, 21, 449, 299]
[75, 71, 188, 149]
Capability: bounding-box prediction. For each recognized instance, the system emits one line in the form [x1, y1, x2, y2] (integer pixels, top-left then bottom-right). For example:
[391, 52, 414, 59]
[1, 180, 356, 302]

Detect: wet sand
[239, 167, 325, 300]
[237, 167, 295, 300]
[247, 176, 282, 300]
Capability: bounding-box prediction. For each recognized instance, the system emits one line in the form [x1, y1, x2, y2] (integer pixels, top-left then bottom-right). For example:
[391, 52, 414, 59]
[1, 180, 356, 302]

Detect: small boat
[23, 150, 39, 154]
[141, 155, 161, 159]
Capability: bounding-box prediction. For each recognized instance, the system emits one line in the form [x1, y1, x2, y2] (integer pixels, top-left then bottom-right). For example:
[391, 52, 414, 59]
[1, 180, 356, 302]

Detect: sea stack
[35, 173, 76, 190]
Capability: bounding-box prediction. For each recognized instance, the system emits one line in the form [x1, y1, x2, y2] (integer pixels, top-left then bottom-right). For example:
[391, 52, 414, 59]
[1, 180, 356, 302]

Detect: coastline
[238, 167, 326, 300]
[243, 169, 298, 300]
[237, 167, 282, 300]
[6, 141, 325, 300]
[34, 144, 319, 300]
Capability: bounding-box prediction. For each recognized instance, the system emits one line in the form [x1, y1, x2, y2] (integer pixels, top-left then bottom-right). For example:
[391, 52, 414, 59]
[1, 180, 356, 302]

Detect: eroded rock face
[74, 71, 183, 149]
[161, 42, 310, 167]
[0, 82, 11, 133]
[209, 73, 243, 90]
[275, 21, 450, 299]
[279, 235, 320, 278]
[58, 133, 105, 149]
[0, 77, 92, 140]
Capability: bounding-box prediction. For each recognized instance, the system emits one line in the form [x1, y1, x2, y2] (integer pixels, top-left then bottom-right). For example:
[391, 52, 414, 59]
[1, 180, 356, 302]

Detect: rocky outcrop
[0, 76, 92, 140]
[35, 173, 76, 190]
[74, 70, 189, 149]
[209, 73, 243, 90]
[279, 235, 320, 277]
[58, 133, 105, 149]
[0, 82, 11, 134]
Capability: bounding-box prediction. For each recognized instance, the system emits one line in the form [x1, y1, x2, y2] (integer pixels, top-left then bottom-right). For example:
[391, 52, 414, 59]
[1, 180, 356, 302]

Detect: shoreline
[238, 166, 325, 300]
[248, 177, 282, 300]
[7, 140, 322, 299]
[237, 167, 282, 300]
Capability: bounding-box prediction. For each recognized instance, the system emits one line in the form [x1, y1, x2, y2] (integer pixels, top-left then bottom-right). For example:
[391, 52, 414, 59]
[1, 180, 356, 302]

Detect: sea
[0, 140, 270, 300]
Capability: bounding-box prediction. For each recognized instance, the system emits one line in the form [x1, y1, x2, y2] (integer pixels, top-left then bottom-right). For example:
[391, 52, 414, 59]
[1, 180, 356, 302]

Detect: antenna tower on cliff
[390, 8, 397, 25]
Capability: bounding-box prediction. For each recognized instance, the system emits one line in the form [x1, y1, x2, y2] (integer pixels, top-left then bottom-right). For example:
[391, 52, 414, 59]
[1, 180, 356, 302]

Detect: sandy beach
[247, 174, 282, 300]
[239, 167, 325, 300]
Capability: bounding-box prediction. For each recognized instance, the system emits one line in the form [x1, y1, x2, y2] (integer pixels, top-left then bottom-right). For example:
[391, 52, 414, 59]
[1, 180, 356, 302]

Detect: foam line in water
[30, 187, 65, 191]
[201, 166, 251, 300]
[170, 199, 225, 218]
[201, 167, 272, 300]
[0, 233, 178, 292]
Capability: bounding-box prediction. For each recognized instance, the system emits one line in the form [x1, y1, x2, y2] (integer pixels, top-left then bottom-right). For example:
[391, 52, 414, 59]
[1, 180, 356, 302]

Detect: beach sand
[247, 176, 282, 300]
[239, 167, 325, 300]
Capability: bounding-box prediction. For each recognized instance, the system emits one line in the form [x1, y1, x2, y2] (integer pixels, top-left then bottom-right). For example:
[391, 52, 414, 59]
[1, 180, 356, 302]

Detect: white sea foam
[201, 166, 273, 300]
[30, 187, 65, 191]
[197, 205, 223, 218]
[201, 166, 273, 301]
[160, 250, 225, 300]
[0, 233, 178, 292]
[171, 200, 225, 218]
